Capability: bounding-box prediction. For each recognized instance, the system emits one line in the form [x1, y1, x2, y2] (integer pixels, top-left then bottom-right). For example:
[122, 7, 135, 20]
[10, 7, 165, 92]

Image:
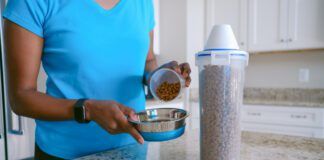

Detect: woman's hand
[85, 100, 144, 144]
[157, 61, 192, 87]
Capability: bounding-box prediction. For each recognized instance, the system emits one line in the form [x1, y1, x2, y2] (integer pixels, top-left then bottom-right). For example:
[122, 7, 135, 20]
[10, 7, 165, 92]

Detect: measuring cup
[149, 68, 185, 102]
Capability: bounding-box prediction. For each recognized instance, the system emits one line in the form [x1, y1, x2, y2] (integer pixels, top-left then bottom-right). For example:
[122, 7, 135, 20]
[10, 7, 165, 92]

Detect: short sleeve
[3, 0, 48, 38]
[147, 0, 156, 31]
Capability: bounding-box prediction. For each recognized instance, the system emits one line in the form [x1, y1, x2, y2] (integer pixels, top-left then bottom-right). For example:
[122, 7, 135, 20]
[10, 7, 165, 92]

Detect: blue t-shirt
[3, 0, 155, 159]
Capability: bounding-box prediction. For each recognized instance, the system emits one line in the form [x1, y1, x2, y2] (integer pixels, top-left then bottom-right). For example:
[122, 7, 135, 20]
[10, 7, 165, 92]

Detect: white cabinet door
[153, 0, 160, 55]
[0, 108, 5, 160]
[248, 0, 289, 52]
[0, 138, 5, 160]
[6, 115, 35, 160]
[206, 0, 248, 50]
[0, 90, 5, 160]
[287, 0, 324, 50]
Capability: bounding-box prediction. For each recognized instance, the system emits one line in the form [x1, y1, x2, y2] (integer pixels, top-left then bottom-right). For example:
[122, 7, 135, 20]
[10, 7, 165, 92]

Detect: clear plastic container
[149, 68, 185, 102]
[196, 50, 249, 160]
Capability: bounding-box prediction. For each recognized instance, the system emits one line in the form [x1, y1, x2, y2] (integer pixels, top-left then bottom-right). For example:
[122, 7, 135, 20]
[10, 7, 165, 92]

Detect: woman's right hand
[84, 100, 144, 144]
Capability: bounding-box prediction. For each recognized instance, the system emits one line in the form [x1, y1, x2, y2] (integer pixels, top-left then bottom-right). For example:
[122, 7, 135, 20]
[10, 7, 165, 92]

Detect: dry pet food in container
[196, 25, 249, 160]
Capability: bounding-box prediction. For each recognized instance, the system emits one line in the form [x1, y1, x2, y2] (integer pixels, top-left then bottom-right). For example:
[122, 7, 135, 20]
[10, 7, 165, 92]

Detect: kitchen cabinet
[287, 0, 324, 50]
[248, 0, 324, 52]
[206, 0, 324, 52]
[0, 107, 5, 160]
[242, 105, 324, 138]
[242, 123, 324, 138]
[189, 102, 324, 138]
[247, 0, 288, 52]
[205, 0, 248, 50]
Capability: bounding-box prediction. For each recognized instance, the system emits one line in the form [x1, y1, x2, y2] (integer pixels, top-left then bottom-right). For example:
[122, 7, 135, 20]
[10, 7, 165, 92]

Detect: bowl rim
[128, 108, 190, 125]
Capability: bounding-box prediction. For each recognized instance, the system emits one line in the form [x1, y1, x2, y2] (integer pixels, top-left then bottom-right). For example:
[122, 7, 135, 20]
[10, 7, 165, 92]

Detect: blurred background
[148, 0, 324, 141]
[155, 0, 324, 89]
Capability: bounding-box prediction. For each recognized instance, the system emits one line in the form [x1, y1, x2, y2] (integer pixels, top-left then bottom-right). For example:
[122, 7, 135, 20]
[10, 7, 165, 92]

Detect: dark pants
[34, 144, 65, 160]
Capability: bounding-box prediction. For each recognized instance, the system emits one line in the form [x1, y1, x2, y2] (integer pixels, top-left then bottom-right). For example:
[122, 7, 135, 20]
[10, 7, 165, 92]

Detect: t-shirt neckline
[88, 0, 126, 14]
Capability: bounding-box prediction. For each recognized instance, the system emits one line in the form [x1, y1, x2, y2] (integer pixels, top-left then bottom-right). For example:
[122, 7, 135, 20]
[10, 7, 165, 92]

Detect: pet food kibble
[156, 82, 181, 101]
[199, 65, 244, 160]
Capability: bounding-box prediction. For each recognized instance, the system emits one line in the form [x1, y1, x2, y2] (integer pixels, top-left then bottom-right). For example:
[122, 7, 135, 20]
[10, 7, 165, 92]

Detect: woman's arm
[5, 19, 76, 120]
[144, 31, 158, 84]
[5, 20, 144, 143]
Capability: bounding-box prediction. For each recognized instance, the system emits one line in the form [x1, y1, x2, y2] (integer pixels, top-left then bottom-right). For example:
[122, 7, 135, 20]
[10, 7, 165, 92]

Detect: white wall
[186, 0, 205, 89]
[245, 50, 324, 89]
[156, 0, 187, 65]
[157, 0, 205, 89]
[37, 66, 47, 93]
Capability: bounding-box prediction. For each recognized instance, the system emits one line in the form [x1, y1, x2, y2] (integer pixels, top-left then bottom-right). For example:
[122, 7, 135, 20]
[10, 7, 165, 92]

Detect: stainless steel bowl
[129, 108, 189, 141]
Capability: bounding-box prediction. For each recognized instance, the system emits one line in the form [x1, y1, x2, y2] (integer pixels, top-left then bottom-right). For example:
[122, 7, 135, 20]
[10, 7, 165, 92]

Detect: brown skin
[95, 0, 120, 10]
[4, 1, 191, 145]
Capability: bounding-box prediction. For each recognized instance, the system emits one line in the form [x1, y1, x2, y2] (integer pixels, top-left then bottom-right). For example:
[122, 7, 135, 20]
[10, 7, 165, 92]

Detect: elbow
[9, 96, 23, 116]
[8, 91, 26, 116]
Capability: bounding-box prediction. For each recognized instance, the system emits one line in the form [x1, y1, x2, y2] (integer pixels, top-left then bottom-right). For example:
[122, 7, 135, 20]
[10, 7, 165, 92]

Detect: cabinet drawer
[242, 122, 324, 139]
[242, 105, 324, 128]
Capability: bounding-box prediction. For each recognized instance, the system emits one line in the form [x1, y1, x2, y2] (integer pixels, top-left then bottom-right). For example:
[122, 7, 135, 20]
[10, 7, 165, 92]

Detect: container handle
[211, 52, 231, 66]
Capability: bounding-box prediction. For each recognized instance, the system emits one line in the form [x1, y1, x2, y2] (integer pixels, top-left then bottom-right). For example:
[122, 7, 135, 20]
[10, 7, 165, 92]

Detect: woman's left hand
[157, 61, 192, 87]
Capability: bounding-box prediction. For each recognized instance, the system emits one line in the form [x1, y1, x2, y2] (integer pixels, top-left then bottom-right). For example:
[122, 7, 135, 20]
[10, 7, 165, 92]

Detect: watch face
[74, 99, 90, 123]
[74, 106, 84, 123]
[82, 105, 86, 120]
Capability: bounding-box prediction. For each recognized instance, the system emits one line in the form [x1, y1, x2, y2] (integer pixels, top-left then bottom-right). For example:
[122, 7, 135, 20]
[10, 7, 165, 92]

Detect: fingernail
[139, 138, 144, 144]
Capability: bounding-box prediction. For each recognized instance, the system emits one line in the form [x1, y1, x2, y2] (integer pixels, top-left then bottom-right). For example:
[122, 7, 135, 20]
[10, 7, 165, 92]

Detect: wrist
[144, 71, 152, 85]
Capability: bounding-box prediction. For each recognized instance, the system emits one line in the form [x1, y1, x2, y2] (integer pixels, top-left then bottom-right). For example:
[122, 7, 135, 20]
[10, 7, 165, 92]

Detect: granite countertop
[189, 88, 324, 108]
[76, 123, 324, 160]
[243, 88, 324, 108]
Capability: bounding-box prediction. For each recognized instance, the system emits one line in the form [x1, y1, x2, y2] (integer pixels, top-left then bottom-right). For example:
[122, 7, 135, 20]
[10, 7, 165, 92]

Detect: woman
[3, 0, 191, 159]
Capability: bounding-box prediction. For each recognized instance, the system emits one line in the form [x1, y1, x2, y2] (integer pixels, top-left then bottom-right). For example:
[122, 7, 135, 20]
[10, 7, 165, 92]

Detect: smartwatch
[74, 99, 90, 123]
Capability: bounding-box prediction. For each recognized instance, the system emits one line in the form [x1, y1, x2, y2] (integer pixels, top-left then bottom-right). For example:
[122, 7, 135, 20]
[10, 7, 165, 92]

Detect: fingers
[179, 63, 191, 78]
[126, 125, 144, 144]
[185, 76, 191, 87]
[159, 61, 192, 87]
[167, 61, 181, 74]
[91, 101, 144, 144]
[114, 111, 144, 144]
[117, 105, 144, 144]
[179, 63, 191, 87]
[118, 103, 138, 121]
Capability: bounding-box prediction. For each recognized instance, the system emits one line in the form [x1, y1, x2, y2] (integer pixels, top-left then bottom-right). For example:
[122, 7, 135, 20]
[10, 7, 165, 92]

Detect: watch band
[74, 98, 90, 123]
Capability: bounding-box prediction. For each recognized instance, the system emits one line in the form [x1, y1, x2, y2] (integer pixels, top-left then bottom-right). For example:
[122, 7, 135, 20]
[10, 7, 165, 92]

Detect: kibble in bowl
[149, 68, 184, 102]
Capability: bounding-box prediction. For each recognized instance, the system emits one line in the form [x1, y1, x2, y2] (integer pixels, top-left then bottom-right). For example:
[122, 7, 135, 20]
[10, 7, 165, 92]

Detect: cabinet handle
[280, 39, 285, 43]
[290, 114, 307, 119]
[7, 110, 23, 135]
[288, 38, 293, 42]
[247, 112, 261, 116]
[240, 42, 244, 46]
